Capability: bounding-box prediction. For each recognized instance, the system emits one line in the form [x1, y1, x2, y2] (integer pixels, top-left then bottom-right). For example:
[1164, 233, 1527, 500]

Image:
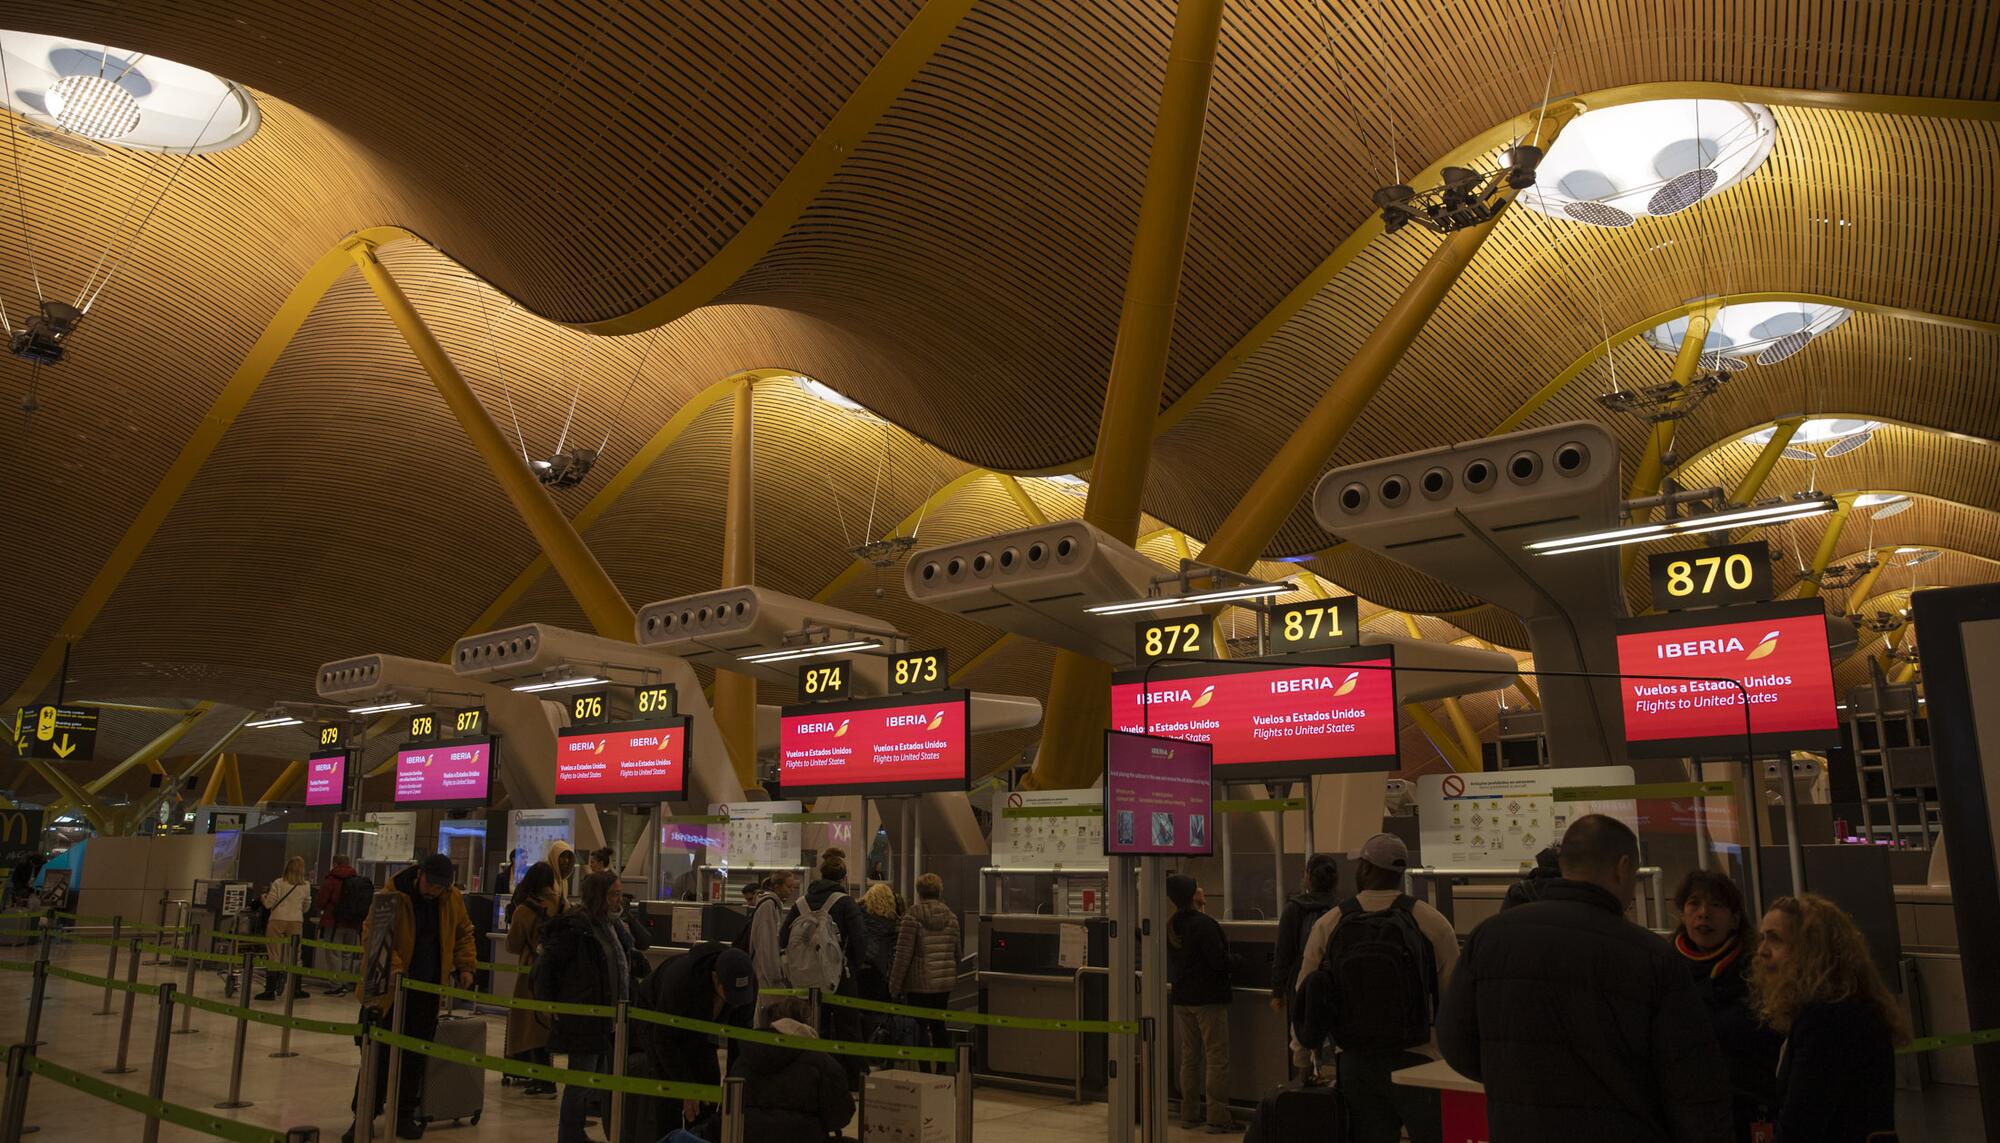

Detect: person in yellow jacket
[347, 853, 477, 1142]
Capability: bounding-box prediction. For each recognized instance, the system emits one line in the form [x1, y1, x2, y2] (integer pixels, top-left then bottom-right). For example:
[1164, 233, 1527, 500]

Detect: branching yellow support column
[1406, 704, 1474, 773]
[1622, 303, 1720, 581]
[1844, 550, 1893, 614]
[21, 756, 115, 834]
[1870, 626, 1908, 678]
[44, 702, 213, 819]
[996, 475, 1049, 526]
[1027, 0, 1226, 791]
[256, 761, 305, 805]
[1729, 417, 1804, 506]
[1792, 496, 1857, 599]
[347, 239, 636, 640]
[1889, 659, 1919, 685]
[222, 754, 245, 807]
[713, 375, 760, 793]
[199, 759, 228, 806]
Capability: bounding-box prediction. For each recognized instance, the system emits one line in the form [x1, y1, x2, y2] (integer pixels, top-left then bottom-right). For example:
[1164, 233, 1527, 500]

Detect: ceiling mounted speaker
[1562, 200, 1635, 228]
[1757, 328, 1814, 365]
[1823, 430, 1874, 457]
[1647, 167, 1719, 215]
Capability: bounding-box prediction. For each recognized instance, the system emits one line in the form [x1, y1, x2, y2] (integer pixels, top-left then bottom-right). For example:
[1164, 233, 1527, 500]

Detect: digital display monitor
[305, 749, 348, 808]
[1615, 598, 1839, 757]
[393, 736, 494, 807]
[777, 690, 972, 799]
[1110, 649, 1400, 780]
[553, 717, 690, 804]
[1104, 731, 1214, 856]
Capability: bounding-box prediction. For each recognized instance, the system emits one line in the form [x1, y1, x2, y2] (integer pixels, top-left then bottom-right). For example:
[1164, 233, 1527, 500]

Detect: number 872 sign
[1648, 541, 1773, 611]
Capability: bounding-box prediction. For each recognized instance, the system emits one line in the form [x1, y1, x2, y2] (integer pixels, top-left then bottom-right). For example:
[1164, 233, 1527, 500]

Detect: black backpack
[1316, 895, 1436, 1052]
[335, 874, 375, 925]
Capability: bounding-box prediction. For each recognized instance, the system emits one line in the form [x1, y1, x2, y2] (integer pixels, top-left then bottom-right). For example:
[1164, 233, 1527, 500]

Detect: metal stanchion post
[95, 917, 123, 1015]
[272, 936, 302, 1058]
[381, 975, 407, 1130]
[20, 964, 47, 1052]
[176, 942, 198, 1034]
[284, 1129, 319, 1142]
[216, 946, 256, 1108]
[355, 1009, 381, 1143]
[809, 987, 822, 1029]
[142, 983, 177, 1143]
[1137, 1017, 1155, 1143]
[955, 1042, 973, 1143]
[106, 936, 143, 1074]
[719, 1076, 747, 1143]
[1, 1042, 30, 1143]
[608, 1000, 628, 1143]
[150, 897, 171, 965]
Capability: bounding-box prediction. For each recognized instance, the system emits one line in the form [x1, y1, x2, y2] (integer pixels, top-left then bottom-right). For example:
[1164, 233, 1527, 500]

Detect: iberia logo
[927, 711, 946, 730]
[659, 734, 676, 753]
[1191, 685, 1216, 709]
[1745, 630, 1781, 661]
[834, 719, 850, 738]
[1334, 671, 1360, 696]
[594, 740, 607, 754]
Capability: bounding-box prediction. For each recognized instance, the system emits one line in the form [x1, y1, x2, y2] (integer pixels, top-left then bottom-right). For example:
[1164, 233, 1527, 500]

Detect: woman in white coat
[256, 856, 311, 1000]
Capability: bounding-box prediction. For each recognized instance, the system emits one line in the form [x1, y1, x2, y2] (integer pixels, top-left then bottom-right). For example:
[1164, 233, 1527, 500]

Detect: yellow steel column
[1792, 496, 1857, 598]
[1194, 103, 1580, 575]
[1621, 303, 1719, 580]
[346, 239, 636, 640]
[1870, 626, 1908, 677]
[44, 702, 212, 818]
[1405, 704, 1473, 773]
[1728, 417, 1805, 506]
[1399, 615, 1480, 767]
[223, 754, 245, 806]
[256, 760, 305, 805]
[1889, 659, 1919, 685]
[20, 756, 115, 834]
[1026, 0, 1226, 791]
[1845, 550, 1893, 614]
[199, 759, 228, 806]
[996, 475, 1049, 526]
[713, 375, 760, 792]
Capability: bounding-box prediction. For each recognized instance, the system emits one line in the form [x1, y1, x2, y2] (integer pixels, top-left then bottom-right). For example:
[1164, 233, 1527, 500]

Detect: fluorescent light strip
[1534, 500, 1834, 555]
[739, 640, 882, 665]
[1527, 524, 1671, 552]
[510, 675, 609, 694]
[244, 717, 303, 729]
[1671, 504, 1829, 536]
[347, 701, 418, 715]
[1084, 582, 1296, 616]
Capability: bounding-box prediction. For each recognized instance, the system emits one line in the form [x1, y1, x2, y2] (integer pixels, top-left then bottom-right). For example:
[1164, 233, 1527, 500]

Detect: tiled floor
[2, 944, 1984, 1140]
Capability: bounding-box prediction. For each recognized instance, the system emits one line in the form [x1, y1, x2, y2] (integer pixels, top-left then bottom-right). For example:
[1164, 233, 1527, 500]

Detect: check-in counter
[1894, 884, 1975, 1088]
[977, 913, 1111, 1097]
[636, 899, 748, 952]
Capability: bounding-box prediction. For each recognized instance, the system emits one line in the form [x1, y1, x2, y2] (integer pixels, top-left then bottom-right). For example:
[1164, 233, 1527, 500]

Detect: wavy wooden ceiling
[0, 0, 1997, 787]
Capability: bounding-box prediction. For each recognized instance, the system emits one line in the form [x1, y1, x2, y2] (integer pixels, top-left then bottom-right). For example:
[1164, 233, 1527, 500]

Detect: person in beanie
[634, 942, 761, 1132]
[347, 853, 477, 1142]
[1293, 834, 1458, 1143]
[1167, 872, 1242, 1133]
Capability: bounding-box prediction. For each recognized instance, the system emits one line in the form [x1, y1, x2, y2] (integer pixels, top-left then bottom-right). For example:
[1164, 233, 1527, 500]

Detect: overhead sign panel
[777, 690, 971, 799]
[1267, 597, 1361, 654]
[1615, 598, 1838, 757]
[14, 704, 98, 760]
[305, 750, 348, 809]
[1648, 541, 1774, 611]
[554, 717, 690, 804]
[1104, 731, 1214, 857]
[392, 737, 495, 808]
[1110, 649, 1399, 780]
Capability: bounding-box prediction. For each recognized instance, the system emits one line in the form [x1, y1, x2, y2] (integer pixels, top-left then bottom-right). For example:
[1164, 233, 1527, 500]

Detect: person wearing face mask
[1671, 871, 1781, 1140]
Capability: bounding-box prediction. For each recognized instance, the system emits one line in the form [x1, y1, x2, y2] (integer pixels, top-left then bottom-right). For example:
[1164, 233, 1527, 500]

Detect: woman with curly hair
[1751, 893, 1909, 1142]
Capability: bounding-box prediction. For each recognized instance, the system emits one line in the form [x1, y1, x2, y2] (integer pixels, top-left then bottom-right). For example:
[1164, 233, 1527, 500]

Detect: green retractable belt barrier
[299, 937, 362, 954]
[45, 964, 161, 996]
[1549, 781, 1736, 801]
[813, 991, 1139, 1035]
[624, 1005, 955, 1064]
[173, 990, 365, 1038]
[402, 976, 612, 1016]
[22, 1056, 288, 1143]
[368, 1027, 724, 1102]
[259, 957, 361, 985]
[132, 940, 239, 966]
[1900, 1027, 2000, 1054]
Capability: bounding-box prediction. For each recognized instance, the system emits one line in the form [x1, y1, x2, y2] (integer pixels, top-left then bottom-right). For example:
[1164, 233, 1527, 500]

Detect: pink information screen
[554, 718, 689, 804]
[1615, 598, 1839, 757]
[778, 691, 971, 798]
[1110, 652, 1399, 780]
[305, 750, 347, 808]
[393, 738, 493, 806]
[1104, 731, 1213, 856]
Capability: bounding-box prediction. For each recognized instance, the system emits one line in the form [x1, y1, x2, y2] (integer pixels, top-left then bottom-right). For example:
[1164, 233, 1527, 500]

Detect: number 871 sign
[1648, 540, 1773, 611]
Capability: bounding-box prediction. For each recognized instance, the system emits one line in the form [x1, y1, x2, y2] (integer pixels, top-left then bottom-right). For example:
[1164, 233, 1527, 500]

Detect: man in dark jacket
[1168, 873, 1242, 1133]
[780, 848, 870, 1084]
[1271, 853, 1340, 1073]
[634, 941, 758, 1131]
[536, 872, 635, 1143]
[1437, 815, 1731, 1143]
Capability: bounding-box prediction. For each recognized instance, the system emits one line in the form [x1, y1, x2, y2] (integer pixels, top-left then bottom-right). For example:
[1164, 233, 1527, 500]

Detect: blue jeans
[558, 1050, 608, 1143]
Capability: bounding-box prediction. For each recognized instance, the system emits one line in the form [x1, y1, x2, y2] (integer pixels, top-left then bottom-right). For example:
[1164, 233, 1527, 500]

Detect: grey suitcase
[415, 1013, 487, 1127]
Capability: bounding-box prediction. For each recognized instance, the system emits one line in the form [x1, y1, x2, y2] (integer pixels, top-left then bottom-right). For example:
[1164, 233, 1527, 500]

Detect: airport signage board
[553, 717, 690, 804]
[14, 704, 97, 760]
[1109, 648, 1400, 780]
[1103, 731, 1213, 857]
[392, 737, 495, 807]
[1267, 596, 1361, 654]
[1614, 598, 1839, 757]
[305, 750, 349, 808]
[1648, 541, 1773, 612]
[777, 690, 972, 799]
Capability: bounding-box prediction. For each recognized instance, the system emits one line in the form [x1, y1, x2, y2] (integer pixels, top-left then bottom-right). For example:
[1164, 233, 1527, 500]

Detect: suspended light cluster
[1519, 100, 1777, 228]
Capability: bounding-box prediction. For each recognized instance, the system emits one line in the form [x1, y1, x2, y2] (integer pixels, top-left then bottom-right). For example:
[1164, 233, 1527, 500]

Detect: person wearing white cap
[1291, 832, 1458, 1143]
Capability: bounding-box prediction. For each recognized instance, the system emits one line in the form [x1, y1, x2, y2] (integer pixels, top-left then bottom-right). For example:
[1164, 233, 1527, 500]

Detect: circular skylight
[1641, 301, 1851, 362]
[1852, 493, 1907, 508]
[0, 32, 258, 152]
[1746, 418, 1880, 447]
[795, 376, 871, 415]
[1520, 99, 1776, 227]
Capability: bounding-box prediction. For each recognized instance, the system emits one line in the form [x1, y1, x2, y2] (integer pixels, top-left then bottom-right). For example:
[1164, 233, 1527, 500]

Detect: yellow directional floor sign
[16, 703, 99, 760]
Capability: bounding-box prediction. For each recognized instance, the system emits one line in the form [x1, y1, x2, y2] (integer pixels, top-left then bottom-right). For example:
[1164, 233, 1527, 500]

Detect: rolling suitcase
[1245, 1080, 1343, 1143]
[415, 1013, 487, 1127]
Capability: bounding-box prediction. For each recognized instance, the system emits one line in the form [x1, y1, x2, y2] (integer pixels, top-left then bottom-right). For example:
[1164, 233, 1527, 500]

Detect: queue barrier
[256, 958, 361, 986]
[15, 1054, 301, 1143]
[366, 1027, 723, 1101]
[814, 991, 1141, 1036]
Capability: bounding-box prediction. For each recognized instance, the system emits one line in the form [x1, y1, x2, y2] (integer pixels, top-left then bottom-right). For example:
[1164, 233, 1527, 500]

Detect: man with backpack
[1292, 833, 1458, 1143]
[314, 853, 372, 997]
[780, 848, 871, 1087]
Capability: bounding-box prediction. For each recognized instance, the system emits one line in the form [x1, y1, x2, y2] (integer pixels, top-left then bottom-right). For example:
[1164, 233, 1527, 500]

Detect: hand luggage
[414, 1013, 487, 1127]
[1245, 1080, 1343, 1143]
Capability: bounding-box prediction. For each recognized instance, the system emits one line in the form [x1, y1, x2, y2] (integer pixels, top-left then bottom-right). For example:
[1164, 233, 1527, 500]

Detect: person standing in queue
[314, 854, 371, 997]
[1167, 872, 1242, 1134]
[348, 853, 477, 1142]
[545, 839, 577, 901]
[891, 873, 962, 1053]
[1671, 870, 1781, 1139]
[740, 869, 797, 990]
[257, 855, 312, 1001]
[535, 871, 636, 1143]
[633, 941, 760, 1133]
[504, 861, 562, 1098]
[857, 882, 902, 1003]
[1292, 835, 1457, 1143]
[1437, 815, 1731, 1143]
[1750, 893, 1907, 1142]
[1270, 853, 1340, 1076]
[781, 848, 871, 1086]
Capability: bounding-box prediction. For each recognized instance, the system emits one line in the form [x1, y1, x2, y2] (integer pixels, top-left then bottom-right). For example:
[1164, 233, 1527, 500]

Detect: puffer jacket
[727, 1017, 854, 1143]
[891, 898, 961, 996]
[533, 909, 626, 1054]
[1437, 879, 1732, 1143]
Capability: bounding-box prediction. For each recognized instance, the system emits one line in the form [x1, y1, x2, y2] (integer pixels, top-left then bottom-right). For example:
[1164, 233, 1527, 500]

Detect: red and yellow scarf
[1675, 930, 1743, 979]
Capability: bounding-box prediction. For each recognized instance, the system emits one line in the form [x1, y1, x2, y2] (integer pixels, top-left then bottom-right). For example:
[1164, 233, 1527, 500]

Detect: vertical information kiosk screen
[1615, 598, 1839, 757]
[553, 718, 690, 804]
[1104, 731, 1213, 856]
[778, 690, 971, 799]
[305, 750, 347, 808]
[393, 737, 494, 807]
[1109, 652, 1399, 780]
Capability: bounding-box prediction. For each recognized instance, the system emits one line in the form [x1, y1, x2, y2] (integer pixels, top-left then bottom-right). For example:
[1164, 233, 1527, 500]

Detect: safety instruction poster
[1415, 766, 1637, 870]
[361, 811, 417, 865]
[708, 801, 803, 870]
[992, 788, 1106, 871]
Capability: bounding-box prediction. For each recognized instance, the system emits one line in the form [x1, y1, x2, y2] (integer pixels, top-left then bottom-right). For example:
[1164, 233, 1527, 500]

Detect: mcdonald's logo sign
[0, 810, 42, 866]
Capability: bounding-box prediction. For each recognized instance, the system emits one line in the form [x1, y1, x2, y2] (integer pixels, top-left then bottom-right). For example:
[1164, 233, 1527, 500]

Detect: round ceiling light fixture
[1641, 301, 1851, 364]
[1520, 99, 1777, 228]
[0, 31, 258, 152]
